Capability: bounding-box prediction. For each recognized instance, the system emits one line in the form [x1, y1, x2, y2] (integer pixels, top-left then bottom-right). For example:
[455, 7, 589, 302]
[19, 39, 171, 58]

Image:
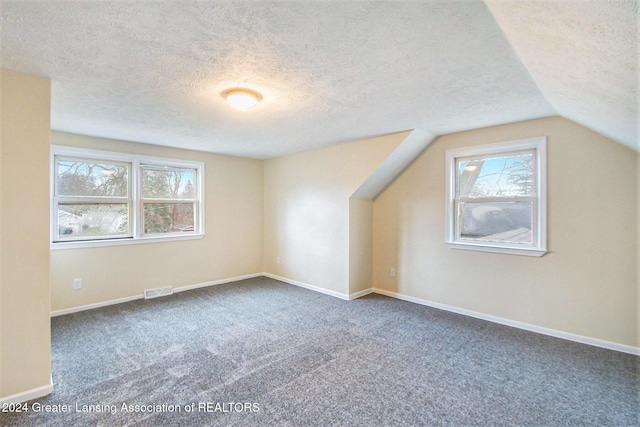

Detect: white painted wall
[373, 117, 639, 347]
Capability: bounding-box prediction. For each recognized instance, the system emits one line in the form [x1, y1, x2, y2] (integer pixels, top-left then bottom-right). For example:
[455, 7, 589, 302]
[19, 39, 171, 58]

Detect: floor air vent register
[143, 286, 174, 299]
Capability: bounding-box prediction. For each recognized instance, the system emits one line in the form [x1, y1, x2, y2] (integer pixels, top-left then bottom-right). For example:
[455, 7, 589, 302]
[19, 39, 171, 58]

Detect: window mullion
[52, 145, 204, 247]
[141, 198, 197, 203]
[445, 136, 547, 256]
[132, 159, 141, 239]
[57, 196, 130, 204]
[457, 196, 536, 203]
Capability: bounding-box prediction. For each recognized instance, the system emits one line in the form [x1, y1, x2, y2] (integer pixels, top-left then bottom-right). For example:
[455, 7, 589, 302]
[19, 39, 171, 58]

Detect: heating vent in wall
[144, 286, 174, 299]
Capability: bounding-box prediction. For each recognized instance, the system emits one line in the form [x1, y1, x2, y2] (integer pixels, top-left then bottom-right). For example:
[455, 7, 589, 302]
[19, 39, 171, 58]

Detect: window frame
[51, 145, 205, 249]
[53, 155, 133, 241]
[139, 161, 200, 237]
[445, 137, 547, 257]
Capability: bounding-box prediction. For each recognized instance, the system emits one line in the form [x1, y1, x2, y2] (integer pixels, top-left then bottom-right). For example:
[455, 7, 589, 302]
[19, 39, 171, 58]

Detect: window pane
[57, 204, 129, 238]
[142, 167, 196, 199]
[458, 201, 532, 244]
[57, 160, 128, 197]
[143, 203, 195, 234]
[457, 153, 534, 198]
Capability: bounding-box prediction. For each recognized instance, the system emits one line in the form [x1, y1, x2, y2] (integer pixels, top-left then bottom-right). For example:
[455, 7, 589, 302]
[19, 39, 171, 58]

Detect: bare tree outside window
[457, 153, 534, 241]
[56, 160, 130, 238]
[142, 166, 196, 234]
[52, 146, 204, 246]
[445, 137, 547, 257]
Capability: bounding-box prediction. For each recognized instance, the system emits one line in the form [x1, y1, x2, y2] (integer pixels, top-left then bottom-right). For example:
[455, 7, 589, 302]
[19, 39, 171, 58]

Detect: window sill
[51, 233, 205, 250]
[445, 242, 547, 257]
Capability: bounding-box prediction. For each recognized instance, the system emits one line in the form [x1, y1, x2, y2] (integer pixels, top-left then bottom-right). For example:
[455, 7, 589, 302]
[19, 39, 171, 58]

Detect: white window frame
[51, 145, 205, 249]
[445, 137, 547, 257]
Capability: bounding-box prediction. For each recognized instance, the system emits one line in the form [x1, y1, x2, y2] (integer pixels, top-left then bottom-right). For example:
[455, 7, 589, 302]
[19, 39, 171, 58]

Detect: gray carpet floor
[1, 277, 638, 426]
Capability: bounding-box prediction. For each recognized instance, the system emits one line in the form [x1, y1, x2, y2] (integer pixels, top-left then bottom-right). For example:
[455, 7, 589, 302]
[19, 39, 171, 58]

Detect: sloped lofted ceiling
[0, 0, 637, 159]
[486, 0, 638, 153]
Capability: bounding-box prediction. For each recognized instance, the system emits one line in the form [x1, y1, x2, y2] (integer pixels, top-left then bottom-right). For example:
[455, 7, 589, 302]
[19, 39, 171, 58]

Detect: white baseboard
[0, 380, 53, 405]
[51, 273, 263, 317]
[372, 288, 640, 356]
[348, 288, 374, 300]
[173, 273, 263, 293]
[49, 274, 639, 356]
[51, 294, 142, 317]
[260, 274, 371, 300]
[262, 273, 351, 300]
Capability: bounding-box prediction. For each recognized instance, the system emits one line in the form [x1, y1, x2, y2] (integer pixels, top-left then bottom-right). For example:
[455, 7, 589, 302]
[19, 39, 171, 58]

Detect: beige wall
[373, 116, 639, 347]
[1, 69, 51, 398]
[50, 131, 264, 311]
[3, 84, 637, 405]
[263, 132, 409, 295]
[349, 198, 373, 295]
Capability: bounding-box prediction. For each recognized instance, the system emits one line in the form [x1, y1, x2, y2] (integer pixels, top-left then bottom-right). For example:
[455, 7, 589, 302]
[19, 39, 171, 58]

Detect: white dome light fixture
[222, 88, 262, 111]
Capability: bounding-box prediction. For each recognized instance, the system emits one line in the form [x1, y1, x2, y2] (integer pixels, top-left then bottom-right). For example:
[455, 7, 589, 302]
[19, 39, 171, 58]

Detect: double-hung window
[141, 163, 198, 235]
[53, 156, 131, 240]
[445, 137, 547, 257]
[52, 146, 204, 248]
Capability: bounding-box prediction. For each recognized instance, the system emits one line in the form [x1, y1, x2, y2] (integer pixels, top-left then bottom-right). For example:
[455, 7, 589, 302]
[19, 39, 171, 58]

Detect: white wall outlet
[73, 278, 82, 290]
[277, 256, 281, 265]
[390, 268, 396, 278]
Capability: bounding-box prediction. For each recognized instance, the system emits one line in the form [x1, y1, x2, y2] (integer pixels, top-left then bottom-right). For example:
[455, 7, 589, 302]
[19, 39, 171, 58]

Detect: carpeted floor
[2, 277, 638, 426]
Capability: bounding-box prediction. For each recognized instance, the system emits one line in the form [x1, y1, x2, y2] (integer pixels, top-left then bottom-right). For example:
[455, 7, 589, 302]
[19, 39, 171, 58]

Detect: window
[445, 137, 547, 256]
[52, 146, 204, 248]
[141, 164, 198, 235]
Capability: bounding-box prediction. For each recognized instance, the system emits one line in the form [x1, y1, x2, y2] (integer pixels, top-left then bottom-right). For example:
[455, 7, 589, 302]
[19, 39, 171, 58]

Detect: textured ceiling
[0, 1, 637, 158]
[486, 0, 639, 152]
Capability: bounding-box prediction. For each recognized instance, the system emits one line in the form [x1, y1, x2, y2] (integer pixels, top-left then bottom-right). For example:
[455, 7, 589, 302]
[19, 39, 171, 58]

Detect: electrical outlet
[390, 268, 396, 278]
[277, 257, 281, 265]
[73, 278, 82, 290]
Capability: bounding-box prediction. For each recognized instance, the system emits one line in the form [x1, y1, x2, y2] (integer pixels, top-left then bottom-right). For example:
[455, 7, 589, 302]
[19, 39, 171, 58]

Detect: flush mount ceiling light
[222, 88, 262, 111]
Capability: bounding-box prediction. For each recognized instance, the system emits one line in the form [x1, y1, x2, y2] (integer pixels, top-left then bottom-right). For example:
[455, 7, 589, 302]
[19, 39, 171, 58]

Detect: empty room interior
[1, 0, 639, 425]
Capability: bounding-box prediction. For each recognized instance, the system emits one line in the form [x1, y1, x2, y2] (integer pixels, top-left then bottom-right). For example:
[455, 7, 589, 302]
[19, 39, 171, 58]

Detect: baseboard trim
[173, 273, 263, 293]
[51, 294, 143, 317]
[372, 288, 640, 356]
[262, 273, 351, 300]
[0, 380, 53, 405]
[51, 273, 264, 317]
[49, 274, 639, 356]
[348, 288, 374, 300]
